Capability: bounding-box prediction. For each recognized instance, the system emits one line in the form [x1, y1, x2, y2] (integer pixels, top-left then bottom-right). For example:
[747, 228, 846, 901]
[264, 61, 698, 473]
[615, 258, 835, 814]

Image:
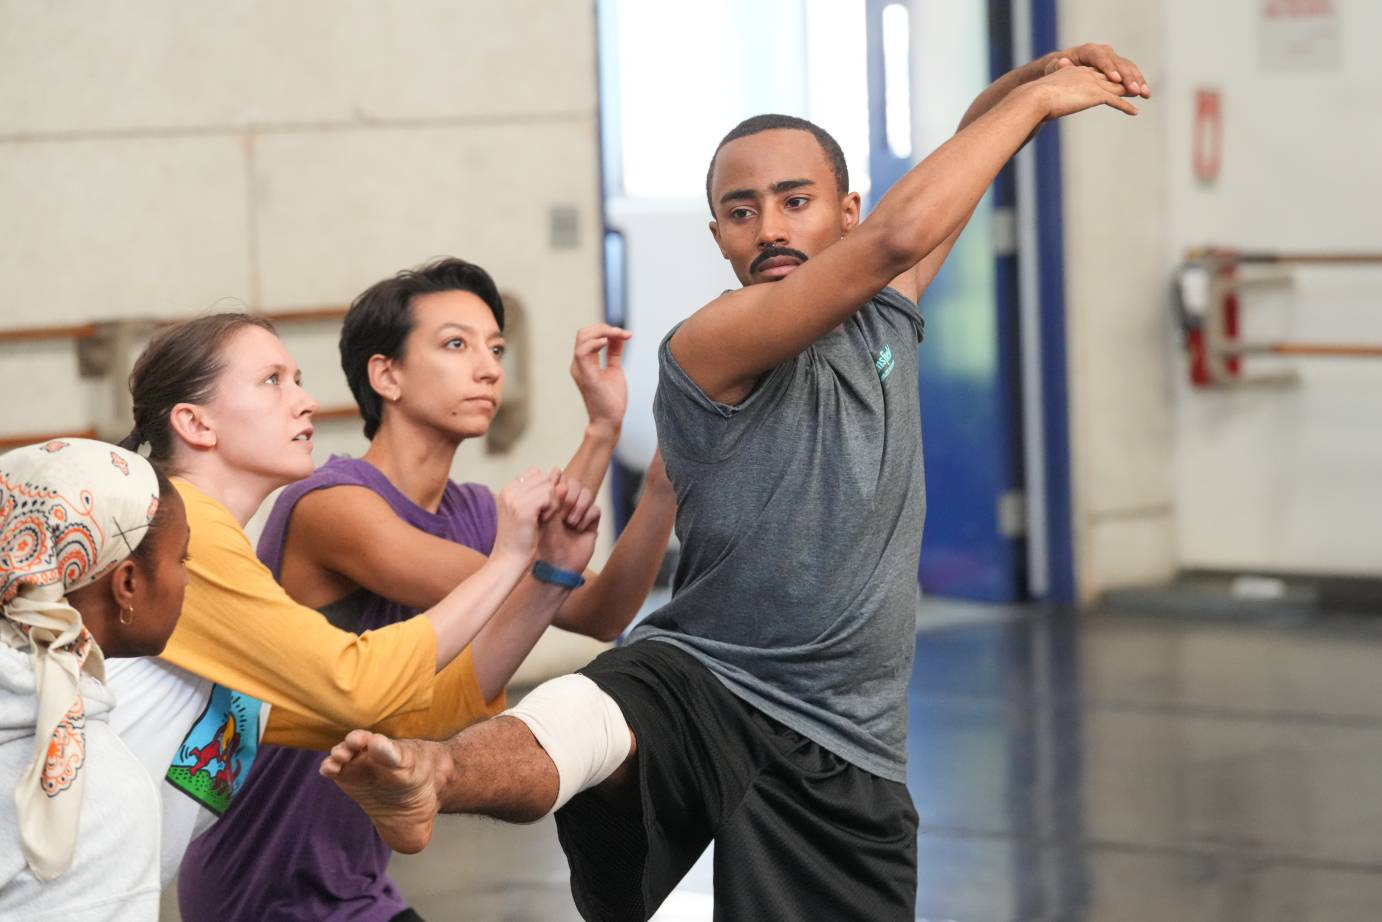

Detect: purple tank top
[177, 455, 497, 922]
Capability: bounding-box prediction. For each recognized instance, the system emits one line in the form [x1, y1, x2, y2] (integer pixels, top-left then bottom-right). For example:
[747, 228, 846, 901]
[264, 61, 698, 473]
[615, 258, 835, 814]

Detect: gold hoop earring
[119, 606, 134, 625]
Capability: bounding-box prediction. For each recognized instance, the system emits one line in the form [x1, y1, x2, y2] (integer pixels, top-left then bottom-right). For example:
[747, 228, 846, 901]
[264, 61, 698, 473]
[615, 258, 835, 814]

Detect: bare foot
[319, 729, 444, 853]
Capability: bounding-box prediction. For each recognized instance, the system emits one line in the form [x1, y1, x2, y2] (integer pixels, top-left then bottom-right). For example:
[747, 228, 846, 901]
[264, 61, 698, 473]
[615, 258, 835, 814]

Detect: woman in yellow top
[103, 310, 603, 884]
[178, 258, 677, 922]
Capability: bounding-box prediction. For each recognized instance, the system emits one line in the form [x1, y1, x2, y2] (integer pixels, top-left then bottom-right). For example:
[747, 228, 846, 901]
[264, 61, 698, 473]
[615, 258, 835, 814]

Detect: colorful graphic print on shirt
[165, 684, 262, 815]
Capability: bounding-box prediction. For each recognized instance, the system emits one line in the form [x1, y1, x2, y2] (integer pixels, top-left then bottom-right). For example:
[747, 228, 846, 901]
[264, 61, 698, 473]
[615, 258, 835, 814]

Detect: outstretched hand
[1031, 64, 1141, 119]
[570, 324, 631, 434]
[1044, 43, 1151, 98]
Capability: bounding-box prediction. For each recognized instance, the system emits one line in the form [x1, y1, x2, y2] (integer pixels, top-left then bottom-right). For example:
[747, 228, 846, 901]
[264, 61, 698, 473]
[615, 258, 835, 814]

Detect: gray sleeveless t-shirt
[629, 286, 926, 782]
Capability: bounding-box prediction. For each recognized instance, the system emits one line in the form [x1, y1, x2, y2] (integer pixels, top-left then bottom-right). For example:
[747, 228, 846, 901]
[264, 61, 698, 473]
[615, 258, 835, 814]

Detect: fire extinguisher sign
[1192, 88, 1222, 185]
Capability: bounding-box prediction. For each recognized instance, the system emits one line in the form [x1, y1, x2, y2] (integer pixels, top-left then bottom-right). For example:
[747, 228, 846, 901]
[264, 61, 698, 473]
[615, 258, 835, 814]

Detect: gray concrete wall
[0, 0, 605, 501]
[1057, 2, 1176, 600]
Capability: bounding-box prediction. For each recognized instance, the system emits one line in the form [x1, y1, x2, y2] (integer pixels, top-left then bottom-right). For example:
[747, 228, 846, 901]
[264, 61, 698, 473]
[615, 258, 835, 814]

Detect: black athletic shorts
[554, 640, 918, 922]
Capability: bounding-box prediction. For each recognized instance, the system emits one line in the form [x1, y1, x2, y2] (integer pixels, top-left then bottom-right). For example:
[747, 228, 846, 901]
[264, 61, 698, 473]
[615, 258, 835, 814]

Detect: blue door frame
[1028, 0, 1077, 604]
[865, 0, 1075, 604]
[598, 0, 1076, 604]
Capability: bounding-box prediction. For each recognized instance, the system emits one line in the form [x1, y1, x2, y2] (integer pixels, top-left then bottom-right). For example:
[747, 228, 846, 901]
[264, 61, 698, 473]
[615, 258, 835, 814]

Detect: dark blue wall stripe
[1030, 0, 1077, 603]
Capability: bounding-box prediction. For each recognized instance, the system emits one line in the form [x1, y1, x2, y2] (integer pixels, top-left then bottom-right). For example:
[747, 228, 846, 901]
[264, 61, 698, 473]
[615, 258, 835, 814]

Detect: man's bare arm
[672, 65, 1139, 403]
[891, 44, 1151, 303]
[551, 451, 675, 641]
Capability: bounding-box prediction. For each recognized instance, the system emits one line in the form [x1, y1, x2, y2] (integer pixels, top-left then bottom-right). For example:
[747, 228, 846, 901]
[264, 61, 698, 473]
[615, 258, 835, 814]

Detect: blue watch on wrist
[531, 560, 586, 589]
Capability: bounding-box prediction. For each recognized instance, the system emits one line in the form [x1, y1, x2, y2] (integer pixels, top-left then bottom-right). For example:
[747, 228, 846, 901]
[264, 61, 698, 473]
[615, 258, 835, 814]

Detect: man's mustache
[749, 246, 810, 275]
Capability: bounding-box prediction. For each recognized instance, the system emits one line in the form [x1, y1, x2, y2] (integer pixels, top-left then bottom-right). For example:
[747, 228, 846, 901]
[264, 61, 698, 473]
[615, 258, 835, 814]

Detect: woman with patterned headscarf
[0, 438, 189, 920]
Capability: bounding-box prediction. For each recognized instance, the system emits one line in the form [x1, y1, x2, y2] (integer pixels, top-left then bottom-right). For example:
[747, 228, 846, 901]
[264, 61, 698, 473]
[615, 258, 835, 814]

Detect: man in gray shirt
[320, 43, 1149, 922]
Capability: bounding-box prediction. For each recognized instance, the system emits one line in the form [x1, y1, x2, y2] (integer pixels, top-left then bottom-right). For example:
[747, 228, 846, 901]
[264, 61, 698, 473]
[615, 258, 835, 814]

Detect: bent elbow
[864, 216, 926, 278]
[330, 690, 394, 731]
[325, 647, 426, 729]
[567, 619, 624, 644]
[592, 623, 626, 644]
[568, 613, 627, 644]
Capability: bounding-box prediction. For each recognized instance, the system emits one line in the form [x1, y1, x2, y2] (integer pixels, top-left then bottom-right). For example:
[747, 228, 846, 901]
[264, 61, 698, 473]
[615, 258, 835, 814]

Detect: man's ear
[367, 354, 402, 404]
[840, 192, 862, 235]
[709, 220, 729, 260]
[108, 558, 139, 612]
[168, 402, 217, 450]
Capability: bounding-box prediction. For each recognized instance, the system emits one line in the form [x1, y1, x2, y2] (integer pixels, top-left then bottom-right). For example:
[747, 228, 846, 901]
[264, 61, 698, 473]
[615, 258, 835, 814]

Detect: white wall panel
[1058, 0, 1174, 599]
[0, 137, 252, 325]
[0, 0, 595, 135]
[1164, 0, 1382, 576]
[0, 1, 602, 514]
[253, 119, 603, 494]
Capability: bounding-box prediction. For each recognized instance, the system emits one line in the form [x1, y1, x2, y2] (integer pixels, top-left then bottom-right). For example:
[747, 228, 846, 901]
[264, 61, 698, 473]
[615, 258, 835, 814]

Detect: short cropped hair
[704, 114, 849, 215]
[340, 257, 504, 439]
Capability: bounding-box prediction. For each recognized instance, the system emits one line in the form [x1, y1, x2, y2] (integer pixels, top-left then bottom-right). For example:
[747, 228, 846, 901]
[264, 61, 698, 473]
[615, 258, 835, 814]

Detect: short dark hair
[704, 114, 849, 215]
[340, 257, 505, 440]
[121, 313, 277, 463]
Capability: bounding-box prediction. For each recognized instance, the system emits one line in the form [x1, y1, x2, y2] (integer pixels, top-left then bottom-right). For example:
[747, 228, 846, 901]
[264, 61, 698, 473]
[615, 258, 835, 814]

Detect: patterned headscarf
[0, 438, 161, 881]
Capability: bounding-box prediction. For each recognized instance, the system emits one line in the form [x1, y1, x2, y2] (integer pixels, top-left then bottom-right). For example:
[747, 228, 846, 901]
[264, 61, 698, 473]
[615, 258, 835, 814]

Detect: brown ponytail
[116, 424, 144, 452]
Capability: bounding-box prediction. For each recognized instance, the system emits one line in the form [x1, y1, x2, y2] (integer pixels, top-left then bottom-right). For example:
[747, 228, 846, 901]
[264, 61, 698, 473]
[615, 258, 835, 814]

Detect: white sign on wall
[1260, 0, 1340, 71]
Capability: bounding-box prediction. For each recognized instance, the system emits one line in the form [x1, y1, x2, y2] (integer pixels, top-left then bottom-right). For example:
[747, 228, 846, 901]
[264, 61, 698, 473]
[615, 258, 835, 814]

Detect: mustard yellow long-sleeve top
[159, 479, 504, 751]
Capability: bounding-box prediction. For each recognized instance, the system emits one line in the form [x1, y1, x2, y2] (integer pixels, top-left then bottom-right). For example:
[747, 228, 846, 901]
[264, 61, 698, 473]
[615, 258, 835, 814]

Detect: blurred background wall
[3, 3, 1380, 920]
[0, 0, 615, 708]
[1162, 0, 1382, 578]
[0, 0, 604, 498]
[2, 0, 1378, 606]
[1059, 0, 1175, 600]
[1060, 0, 1382, 599]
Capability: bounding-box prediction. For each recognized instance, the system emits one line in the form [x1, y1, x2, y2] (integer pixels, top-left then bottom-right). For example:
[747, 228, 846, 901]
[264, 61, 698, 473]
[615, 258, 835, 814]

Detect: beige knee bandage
[502, 673, 632, 815]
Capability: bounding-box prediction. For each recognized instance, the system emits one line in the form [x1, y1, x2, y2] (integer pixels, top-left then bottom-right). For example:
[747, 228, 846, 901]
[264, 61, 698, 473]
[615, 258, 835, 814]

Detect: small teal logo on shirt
[874, 344, 895, 381]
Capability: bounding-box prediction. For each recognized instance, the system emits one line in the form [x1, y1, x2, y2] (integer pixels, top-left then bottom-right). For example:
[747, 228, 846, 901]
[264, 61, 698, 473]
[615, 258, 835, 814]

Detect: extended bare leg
[319, 717, 558, 851]
[321, 679, 637, 853]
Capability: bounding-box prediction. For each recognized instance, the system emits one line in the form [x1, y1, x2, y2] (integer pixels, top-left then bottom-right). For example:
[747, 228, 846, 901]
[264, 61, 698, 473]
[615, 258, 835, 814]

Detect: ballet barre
[0, 293, 529, 454]
[0, 307, 359, 450]
[1175, 248, 1382, 388]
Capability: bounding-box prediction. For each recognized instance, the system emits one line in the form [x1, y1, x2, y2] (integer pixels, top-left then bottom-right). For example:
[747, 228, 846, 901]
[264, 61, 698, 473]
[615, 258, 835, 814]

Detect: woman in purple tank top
[179, 258, 675, 922]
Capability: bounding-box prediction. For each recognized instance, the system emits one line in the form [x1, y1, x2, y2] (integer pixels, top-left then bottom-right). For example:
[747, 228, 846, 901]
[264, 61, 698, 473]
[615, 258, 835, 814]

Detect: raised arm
[549, 450, 675, 640]
[296, 468, 561, 668]
[282, 485, 491, 611]
[892, 43, 1152, 302]
[561, 323, 631, 491]
[672, 63, 1141, 403]
[265, 477, 604, 748]
[419, 469, 558, 667]
[540, 326, 677, 640]
[468, 477, 603, 698]
[285, 320, 665, 643]
[161, 471, 553, 730]
[263, 643, 505, 750]
[289, 474, 637, 646]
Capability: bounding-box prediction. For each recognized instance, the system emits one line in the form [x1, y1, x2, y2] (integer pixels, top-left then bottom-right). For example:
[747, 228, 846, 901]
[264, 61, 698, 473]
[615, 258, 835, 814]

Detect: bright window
[603, 0, 871, 201]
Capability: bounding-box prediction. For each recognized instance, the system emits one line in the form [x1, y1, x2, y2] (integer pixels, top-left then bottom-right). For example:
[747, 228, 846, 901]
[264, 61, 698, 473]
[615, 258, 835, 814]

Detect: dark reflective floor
[905, 607, 1382, 922]
[215, 606, 1382, 921]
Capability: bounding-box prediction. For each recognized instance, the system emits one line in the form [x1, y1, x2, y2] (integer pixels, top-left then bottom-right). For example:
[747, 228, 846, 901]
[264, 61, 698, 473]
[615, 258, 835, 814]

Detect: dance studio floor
[162, 600, 1382, 921]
